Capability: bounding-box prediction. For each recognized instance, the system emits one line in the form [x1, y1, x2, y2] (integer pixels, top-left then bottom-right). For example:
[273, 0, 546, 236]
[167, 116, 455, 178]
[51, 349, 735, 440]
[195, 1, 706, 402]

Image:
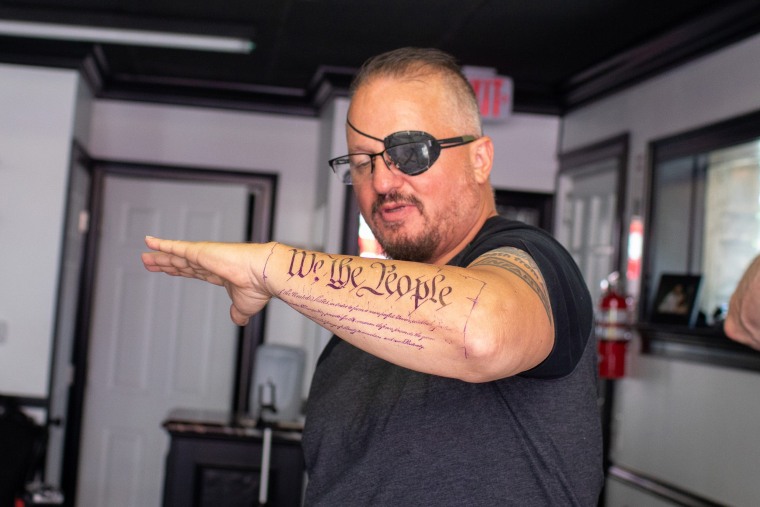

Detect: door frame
[45, 141, 92, 488]
[58, 152, 277, 505]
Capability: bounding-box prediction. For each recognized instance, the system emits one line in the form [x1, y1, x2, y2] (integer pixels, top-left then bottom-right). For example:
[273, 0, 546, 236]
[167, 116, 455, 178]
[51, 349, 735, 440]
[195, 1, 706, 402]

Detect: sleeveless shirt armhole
[451, 217, 593, 380]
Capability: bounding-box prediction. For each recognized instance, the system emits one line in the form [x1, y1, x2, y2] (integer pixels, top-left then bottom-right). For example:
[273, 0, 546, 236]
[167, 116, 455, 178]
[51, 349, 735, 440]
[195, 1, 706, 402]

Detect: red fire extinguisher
[595, 282, 632, 379]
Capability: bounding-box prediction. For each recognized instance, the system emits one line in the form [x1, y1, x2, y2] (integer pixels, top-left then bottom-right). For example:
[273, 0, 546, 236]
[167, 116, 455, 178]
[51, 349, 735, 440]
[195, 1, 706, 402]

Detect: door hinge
[78, 210, 90, 234]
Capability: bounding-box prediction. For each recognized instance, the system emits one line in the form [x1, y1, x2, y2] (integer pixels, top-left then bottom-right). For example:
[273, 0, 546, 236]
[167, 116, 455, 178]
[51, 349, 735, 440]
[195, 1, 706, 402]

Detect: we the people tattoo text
[275, 248, 485, 351]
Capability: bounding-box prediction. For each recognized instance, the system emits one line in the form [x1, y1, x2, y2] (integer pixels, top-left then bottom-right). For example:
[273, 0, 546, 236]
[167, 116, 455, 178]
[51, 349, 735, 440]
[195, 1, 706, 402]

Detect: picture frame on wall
[650, 273, 702, 327]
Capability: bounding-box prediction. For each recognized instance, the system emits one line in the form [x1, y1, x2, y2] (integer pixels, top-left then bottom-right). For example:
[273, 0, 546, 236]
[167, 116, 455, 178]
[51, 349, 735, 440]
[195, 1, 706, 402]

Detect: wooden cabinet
[162, 409, 305, 507]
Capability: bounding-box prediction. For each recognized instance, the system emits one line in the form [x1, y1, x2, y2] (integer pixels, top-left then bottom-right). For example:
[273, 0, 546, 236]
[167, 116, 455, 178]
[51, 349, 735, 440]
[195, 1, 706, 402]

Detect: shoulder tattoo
[468, 247, 553, 324]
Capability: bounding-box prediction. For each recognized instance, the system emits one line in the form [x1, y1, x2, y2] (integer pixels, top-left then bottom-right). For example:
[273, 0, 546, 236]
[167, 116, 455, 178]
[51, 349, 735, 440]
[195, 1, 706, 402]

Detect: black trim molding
[1, 2, 759, 116]
[1, 395, 47, 409]
[639, 324, 760, 373]
[608, 464, 725, 507]
[562, 0, 760, 111]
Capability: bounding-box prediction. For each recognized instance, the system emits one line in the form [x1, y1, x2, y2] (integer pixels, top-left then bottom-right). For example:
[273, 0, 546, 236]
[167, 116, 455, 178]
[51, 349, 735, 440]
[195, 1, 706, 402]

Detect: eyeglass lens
[329, 121, 475, 185]
[332, 138, 438, 185]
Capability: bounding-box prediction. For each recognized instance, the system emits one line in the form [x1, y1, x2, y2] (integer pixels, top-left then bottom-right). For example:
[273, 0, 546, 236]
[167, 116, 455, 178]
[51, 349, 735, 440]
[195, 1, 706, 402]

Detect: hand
[725, 255, 760, 350]
[141, 236, 275, 326]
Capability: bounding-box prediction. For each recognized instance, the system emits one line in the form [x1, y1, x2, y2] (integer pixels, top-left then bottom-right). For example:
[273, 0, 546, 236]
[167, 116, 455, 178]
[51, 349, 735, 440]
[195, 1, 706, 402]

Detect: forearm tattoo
[267, 247, 487, 354]
[468, 247, 553, 324]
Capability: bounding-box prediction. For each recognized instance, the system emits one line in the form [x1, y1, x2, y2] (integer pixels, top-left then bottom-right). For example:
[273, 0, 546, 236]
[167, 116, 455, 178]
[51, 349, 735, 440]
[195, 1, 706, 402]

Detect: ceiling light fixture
[0, 19, 255, 53]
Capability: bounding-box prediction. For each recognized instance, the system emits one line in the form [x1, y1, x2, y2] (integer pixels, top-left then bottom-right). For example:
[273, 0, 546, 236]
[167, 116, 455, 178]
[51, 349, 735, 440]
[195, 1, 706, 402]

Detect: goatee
[370, 192, 439, 262]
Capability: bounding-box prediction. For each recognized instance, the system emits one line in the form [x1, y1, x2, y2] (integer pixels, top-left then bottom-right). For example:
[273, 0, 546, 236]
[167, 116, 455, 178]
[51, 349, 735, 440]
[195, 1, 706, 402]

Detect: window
[642, 110, 760, 370]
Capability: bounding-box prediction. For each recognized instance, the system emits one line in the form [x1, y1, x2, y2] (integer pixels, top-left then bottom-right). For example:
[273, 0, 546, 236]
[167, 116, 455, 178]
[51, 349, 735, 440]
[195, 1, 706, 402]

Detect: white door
[556, 158, 620, 304]
[76, 175, 249, 507]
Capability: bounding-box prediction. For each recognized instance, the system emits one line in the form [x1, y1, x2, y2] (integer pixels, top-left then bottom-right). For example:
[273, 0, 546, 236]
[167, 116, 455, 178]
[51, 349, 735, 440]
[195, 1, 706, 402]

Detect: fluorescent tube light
[0, 19, 254, 53]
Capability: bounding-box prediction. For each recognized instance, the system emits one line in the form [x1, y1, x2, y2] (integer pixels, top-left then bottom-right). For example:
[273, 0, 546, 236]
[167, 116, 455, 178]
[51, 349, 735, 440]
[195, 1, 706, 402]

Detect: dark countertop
[163, 408, 303, 442]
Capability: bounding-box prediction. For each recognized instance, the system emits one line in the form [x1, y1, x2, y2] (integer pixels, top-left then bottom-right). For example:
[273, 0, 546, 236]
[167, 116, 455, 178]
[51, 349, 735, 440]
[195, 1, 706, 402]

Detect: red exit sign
[463, 67, 513, 122]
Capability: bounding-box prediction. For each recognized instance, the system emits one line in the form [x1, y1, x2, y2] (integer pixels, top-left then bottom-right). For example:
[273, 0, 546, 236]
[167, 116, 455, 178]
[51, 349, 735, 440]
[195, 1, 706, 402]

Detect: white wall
[89, 100, 321, 248]
[0, 64, 80, 397]
[485, 113, 560, 193]
[561, 33, 760, 506]
[88, 100, 323, 351]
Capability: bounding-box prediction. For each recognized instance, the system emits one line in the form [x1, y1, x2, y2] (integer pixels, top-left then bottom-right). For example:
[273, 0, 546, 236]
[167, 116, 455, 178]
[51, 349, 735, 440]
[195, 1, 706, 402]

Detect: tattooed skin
[468, 247, 554, 324]
[269, 247, 487, 354]
[285, 248, 455, 311]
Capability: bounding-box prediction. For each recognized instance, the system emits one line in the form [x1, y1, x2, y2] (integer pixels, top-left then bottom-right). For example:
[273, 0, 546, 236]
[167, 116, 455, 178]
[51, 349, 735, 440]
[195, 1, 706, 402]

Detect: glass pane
[556, 158, 620, 304]
[701, 140, 760, 322]
[495, 204, 540, 226]
[648, 156, 695, 314]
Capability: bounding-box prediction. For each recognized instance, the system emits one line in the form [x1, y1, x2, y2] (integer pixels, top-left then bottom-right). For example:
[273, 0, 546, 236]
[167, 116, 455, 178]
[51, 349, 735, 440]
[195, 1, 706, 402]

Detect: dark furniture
[0, 396, 47, 506]
[162, 409, 305, 507]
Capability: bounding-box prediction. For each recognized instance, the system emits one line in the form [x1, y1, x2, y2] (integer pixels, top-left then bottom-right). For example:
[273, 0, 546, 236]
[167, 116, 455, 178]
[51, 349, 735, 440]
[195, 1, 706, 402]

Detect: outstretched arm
[142, 237, 554, 382]
[725, 255, 760, 350]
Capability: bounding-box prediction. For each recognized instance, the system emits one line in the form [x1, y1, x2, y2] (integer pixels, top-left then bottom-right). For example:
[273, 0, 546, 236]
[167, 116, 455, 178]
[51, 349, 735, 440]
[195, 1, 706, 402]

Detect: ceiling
[1, 0, 760, 116]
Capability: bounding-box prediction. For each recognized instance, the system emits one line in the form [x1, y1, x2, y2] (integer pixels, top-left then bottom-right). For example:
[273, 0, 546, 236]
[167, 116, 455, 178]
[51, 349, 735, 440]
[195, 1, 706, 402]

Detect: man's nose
[371, 154, 404, 194]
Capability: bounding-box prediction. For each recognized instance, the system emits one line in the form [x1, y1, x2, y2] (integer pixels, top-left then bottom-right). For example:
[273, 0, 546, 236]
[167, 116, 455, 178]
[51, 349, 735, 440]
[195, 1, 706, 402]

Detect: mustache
[371, 192, 423, 215]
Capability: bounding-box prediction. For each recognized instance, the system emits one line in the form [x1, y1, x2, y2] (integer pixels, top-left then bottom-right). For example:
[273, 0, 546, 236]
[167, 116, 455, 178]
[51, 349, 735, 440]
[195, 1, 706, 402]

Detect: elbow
[449, 290, 554, 383]
[454, 316, 553, 383]
[456, 330, 514, 383]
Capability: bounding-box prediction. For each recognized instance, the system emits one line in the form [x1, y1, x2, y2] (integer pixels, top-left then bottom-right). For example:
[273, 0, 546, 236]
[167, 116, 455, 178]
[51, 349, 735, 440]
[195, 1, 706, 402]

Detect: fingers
[144, 235, 252, 286]
[142, 236, 269, 328]
[230, 303, 251, 327]
[141, 243, 225, 286]
[144, 235, 193, 258]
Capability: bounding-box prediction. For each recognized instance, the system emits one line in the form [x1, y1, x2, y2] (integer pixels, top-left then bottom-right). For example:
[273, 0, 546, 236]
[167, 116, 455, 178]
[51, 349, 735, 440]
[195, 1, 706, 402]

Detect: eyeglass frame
[328, 120, 477, 185]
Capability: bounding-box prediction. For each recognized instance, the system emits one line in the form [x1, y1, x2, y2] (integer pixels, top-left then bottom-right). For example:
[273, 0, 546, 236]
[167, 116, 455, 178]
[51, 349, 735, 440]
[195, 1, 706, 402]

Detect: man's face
[347, 75, 486, 264]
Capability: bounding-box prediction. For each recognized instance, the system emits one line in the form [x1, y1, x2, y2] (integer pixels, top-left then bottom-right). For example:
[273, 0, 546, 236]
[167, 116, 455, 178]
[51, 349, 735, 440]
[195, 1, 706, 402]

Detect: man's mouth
[383, 203, 411, 213]
[373, 195, 421, 223]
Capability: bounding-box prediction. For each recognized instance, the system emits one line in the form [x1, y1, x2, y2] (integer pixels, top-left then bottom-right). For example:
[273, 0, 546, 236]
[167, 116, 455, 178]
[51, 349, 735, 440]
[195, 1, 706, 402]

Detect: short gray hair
[350, 47, 482, 136]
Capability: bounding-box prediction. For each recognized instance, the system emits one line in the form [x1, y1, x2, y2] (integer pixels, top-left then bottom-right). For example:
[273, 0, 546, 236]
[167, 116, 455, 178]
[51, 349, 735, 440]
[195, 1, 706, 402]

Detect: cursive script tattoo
[285, 248, 453, 312]
[273, 248, 486, 354]
[468, 247, 553, 324]
[279, 288, 445, 350]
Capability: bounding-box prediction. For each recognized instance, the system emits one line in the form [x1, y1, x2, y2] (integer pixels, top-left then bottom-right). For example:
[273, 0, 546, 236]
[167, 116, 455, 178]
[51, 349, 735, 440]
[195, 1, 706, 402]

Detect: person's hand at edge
[725, 255, 760, 350]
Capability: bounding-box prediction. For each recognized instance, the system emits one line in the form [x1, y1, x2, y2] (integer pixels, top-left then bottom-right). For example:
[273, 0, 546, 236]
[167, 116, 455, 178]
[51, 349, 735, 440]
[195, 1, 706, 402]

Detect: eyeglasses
[328, 120, 477, 185]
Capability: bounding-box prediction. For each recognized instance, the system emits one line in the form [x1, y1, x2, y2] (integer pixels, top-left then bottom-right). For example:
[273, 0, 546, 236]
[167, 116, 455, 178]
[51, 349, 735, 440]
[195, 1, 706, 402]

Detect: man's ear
[470, 136, 494, 183]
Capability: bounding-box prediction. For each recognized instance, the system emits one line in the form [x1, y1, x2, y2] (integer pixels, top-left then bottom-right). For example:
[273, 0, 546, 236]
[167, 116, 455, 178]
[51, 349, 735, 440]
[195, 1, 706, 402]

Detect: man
[143, 47, 603, 505]
[725, 255, 760, 350]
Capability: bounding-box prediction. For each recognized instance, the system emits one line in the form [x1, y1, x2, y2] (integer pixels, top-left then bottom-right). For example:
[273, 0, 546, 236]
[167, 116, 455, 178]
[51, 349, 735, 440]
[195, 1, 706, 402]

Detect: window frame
[640, 109, 760, 371]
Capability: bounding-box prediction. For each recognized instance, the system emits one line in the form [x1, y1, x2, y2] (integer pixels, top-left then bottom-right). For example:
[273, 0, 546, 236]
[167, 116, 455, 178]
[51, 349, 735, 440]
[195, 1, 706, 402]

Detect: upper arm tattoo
[468, 247, 553, 324]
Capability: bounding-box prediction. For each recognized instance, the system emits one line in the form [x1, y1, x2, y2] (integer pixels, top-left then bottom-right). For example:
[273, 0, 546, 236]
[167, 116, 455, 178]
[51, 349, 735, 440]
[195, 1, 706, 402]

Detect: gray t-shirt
[302, 217, 603, 506]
